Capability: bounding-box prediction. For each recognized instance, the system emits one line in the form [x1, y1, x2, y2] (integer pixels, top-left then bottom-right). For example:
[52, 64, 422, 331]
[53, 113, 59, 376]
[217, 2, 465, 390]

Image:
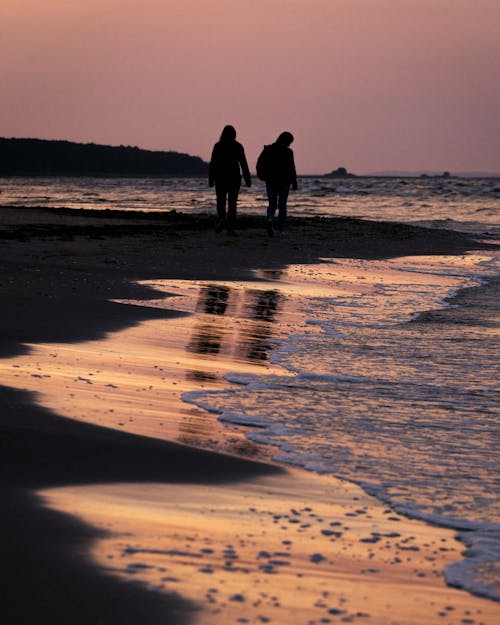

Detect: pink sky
[2, 0, 499, 174]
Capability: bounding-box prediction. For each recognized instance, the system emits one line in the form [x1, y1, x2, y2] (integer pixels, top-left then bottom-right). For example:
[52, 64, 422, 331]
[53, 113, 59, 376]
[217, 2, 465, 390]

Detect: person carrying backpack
[209, 125, 251, 235]
[256, 131, 297, 237]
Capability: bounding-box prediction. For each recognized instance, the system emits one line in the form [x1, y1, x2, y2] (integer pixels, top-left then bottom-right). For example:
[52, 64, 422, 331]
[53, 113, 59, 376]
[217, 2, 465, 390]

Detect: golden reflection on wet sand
[0, 277, 304, 454]
[42, 471, 500, 625]
[0, 269, 362, 454]
[2, 257, 498, 624]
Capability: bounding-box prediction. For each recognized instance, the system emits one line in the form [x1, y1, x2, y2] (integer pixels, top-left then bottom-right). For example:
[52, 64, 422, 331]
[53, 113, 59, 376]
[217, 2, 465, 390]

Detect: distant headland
[0, 138, 209, 176]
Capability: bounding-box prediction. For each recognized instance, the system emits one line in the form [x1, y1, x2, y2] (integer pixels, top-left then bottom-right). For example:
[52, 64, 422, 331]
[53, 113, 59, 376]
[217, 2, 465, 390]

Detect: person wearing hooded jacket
[261, 131, 297, 237]
[209, 125, 251, 234]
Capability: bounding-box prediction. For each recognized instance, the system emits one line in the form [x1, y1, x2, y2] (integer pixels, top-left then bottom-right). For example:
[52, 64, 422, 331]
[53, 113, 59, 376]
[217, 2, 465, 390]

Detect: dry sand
[1, 206, 498, 625]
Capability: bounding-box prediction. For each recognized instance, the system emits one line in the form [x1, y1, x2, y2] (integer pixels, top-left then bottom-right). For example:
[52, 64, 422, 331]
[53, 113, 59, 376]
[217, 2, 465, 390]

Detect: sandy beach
[1, 206, 499, 625]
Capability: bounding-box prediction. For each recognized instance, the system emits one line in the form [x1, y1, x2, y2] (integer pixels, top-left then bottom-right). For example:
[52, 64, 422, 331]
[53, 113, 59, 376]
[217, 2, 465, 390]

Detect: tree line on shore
[0, 138, 208, 176]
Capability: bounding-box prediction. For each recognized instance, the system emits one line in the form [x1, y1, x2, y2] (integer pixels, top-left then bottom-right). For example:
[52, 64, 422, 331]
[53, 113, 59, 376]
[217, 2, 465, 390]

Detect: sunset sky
[2, 0, 499, 174]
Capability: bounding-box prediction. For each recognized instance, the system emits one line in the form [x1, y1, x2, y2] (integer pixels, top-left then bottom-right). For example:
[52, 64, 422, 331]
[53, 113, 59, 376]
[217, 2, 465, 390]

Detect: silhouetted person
[258, 131, 297, 237]
[209, 125, 251, 234]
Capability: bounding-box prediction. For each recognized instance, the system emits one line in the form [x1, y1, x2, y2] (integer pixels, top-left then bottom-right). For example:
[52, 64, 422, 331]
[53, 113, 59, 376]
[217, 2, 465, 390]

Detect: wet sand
[1, 206, 498, 625]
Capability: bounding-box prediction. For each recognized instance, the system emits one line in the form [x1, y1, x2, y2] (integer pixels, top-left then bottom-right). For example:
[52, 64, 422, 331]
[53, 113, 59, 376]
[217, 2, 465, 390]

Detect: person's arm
[239, 145, 252, 187]
[208, 144, 217, 187]
[290, 150, 298, 190]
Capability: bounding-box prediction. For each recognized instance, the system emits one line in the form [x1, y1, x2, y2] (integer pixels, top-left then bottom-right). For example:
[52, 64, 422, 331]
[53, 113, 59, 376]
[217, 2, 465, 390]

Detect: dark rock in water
[324, 166, 356, 178]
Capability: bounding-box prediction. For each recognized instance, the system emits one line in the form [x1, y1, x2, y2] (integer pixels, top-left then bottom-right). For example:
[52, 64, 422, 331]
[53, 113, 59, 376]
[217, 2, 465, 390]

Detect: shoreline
[1, 207, 498, 624]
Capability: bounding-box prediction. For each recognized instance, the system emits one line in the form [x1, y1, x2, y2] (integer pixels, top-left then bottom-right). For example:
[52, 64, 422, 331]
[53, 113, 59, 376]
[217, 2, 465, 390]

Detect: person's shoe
[267, 220, 274, 237]
[215, 218, 225, 233]
[279, 230, 286, 239]
[227, 229, 238, 236]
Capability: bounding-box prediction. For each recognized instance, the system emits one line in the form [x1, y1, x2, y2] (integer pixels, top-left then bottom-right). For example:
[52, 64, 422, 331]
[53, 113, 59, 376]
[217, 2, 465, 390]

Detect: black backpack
[256, 145, 271, 181]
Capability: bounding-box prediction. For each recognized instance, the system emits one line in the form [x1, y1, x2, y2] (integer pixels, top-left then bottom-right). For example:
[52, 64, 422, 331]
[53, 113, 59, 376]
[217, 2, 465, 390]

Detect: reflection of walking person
[209, 125, 251, 235]
[257, 131, 297, 238]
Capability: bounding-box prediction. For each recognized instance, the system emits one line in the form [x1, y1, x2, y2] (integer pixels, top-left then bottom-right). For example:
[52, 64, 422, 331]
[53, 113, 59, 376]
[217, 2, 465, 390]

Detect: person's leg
[226, 180, 241, 233]
[266, 183, 278, 236]
[277, 184, 290, 234]
[215, 184, 227, 232]
[266, 183, 279, 221]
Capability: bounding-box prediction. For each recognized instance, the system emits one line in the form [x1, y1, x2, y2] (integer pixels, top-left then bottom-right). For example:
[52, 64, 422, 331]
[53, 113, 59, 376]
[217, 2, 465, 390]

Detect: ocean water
[1, 174, 500, 236]
[181, 256, 499, 602]
[4, 176, 499, 601]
